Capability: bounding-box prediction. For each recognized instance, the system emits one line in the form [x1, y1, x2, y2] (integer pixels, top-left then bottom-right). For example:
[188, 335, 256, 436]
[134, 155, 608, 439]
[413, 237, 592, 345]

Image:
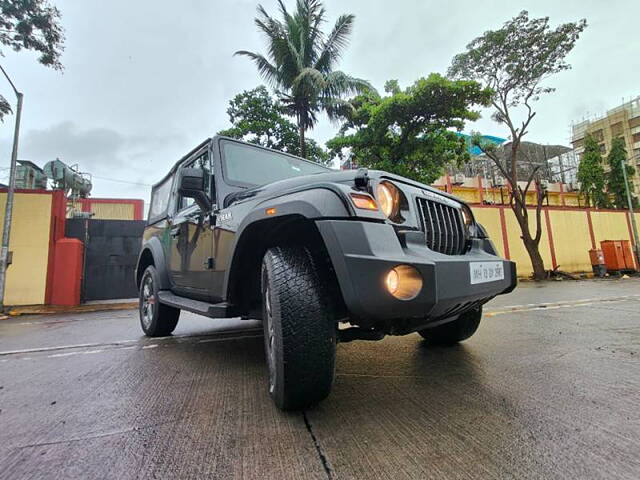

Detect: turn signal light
[350, 193, 378, 211]
[385, 265, 423, 300]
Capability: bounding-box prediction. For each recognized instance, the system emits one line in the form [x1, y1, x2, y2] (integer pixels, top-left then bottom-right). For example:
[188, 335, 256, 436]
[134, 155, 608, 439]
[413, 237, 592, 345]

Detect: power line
[91, 175, 152, 187]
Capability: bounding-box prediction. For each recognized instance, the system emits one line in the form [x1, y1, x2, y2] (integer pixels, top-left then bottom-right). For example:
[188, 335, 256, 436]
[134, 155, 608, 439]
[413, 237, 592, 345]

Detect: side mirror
[178, 168, 211, 212]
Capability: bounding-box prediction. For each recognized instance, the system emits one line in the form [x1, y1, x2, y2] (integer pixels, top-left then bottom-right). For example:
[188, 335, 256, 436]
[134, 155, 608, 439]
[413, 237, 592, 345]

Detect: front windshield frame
[219, 138, 331, 189]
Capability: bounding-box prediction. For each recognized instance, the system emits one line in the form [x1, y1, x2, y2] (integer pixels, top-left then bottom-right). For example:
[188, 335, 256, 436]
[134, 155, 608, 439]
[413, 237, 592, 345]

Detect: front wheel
[139, 265, 180, 337]
[417, 307, 482, 345]
[261, 246, 337, 411]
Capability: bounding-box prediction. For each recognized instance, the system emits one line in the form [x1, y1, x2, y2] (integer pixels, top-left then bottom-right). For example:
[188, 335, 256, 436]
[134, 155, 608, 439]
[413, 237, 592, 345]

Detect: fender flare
[136, 236, 171, 290]
[222, 188, 350, 300]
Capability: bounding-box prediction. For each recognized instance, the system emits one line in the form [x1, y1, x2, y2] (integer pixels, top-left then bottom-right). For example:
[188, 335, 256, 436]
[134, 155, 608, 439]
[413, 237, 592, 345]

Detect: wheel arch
[225, 213, 346, 318]
[135, 236, 171, 290]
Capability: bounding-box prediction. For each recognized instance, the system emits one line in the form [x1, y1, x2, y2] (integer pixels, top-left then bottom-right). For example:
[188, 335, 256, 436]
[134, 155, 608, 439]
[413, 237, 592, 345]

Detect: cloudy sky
[1, 0, 638, 206]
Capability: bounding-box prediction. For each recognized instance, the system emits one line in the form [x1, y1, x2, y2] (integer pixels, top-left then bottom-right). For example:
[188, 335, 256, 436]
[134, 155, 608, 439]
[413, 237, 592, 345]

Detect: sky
[1, 0, 639, 207]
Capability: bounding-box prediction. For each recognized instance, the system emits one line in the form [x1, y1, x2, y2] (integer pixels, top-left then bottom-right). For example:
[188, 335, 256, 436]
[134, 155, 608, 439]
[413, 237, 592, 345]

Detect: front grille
[416, 197, 467, 255]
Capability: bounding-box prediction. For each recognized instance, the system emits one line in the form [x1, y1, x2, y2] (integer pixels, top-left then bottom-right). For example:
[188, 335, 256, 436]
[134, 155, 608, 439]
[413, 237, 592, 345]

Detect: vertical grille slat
[444, 206, 454, 255]
[433, 203, 442, 253]
[416, 197, 467, 255]
[441, 203, 450, 255]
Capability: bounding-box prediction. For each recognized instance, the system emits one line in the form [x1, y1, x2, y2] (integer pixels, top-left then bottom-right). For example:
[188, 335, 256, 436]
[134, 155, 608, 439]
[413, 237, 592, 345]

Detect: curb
[5, 302, 137, 317]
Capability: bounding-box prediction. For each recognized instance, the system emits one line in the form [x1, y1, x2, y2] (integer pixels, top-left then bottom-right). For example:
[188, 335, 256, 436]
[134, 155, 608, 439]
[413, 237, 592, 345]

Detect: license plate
[470, 262, 505, 284]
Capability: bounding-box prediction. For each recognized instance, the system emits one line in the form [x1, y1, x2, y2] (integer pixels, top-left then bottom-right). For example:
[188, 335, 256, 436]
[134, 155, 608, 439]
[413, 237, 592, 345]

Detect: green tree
[606, 137, 638, 209]
[326, 74, 492, 184]
[235, 0, 370, 158]
[448, 11, 587, 280]
[217, 86, 329, 165]
[0, 0, 65, 119]
[577, 134, 609, 208]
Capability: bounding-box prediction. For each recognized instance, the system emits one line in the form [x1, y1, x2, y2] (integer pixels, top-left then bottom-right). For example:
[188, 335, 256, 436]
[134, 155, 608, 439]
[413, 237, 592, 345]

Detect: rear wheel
[139, 265, 180, 337]
[418, 307, 482, 345]
[261, 246, 337, 410]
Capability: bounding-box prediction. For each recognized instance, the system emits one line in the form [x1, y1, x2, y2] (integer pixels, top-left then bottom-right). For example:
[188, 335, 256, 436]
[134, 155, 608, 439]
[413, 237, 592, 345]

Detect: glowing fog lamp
[384, 265, 423, 300]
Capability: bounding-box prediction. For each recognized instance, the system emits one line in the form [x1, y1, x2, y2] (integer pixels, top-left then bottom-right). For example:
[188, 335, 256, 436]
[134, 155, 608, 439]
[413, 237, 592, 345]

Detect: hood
[224, 168, 463, 207]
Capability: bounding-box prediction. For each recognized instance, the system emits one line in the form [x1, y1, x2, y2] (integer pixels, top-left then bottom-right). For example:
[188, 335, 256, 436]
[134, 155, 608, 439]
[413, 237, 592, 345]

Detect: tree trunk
[299, 123, 307, 159]
[521, 223, 546, 280]
[512, 201, 547, 281]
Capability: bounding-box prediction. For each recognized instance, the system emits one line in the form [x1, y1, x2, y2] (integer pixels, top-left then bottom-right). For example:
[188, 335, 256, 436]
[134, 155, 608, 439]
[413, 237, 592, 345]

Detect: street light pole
[621, 156, 640, 266]
[0, 65, 23, 311]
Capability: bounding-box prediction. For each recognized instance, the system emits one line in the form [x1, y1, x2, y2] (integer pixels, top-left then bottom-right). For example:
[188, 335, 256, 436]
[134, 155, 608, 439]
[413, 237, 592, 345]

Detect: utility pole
[0, 65, 23, 311]
[621, 156, 640, 266]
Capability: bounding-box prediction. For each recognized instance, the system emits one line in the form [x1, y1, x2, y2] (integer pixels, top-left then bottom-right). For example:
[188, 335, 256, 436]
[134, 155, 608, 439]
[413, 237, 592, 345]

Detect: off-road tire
[261, 246, 337, 411]
[139, 265, 180, 337]
[418, 307, 482, 345]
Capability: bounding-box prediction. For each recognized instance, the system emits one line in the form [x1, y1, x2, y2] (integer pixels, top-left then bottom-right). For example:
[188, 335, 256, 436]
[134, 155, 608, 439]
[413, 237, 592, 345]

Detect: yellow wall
[470, 205, 638, 277]
[0, 192, 52, 305]
[590, 211, 631, 245]
[503, 208, 553, 276]
[452, 189, 478, 204]
[548, 210, 592, 272]
[67, 201, 137, 220]
[471, 207, 505, 257]
[90, 203, 135, 220]
[447, 185, 586, 208]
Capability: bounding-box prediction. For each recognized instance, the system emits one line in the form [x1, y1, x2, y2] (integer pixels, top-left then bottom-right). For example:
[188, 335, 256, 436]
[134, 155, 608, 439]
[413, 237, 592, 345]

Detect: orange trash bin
[601, 240, 634, 272]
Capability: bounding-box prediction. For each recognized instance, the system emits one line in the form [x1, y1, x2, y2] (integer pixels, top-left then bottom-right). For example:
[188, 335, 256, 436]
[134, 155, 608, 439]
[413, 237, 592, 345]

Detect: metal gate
[66, 219, 145, 301]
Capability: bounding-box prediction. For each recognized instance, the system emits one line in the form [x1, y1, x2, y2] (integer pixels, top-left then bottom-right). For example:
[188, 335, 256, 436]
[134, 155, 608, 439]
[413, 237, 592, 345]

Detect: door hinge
[204, 257, 215, 270]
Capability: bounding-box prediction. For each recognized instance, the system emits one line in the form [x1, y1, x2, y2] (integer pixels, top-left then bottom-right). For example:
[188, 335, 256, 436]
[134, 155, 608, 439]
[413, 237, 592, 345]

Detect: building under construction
[571, 96, 640, 193]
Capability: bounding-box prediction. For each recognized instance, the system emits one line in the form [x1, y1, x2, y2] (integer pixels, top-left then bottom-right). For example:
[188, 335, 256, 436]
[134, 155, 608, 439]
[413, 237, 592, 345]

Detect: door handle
[170, 227, 181, 237]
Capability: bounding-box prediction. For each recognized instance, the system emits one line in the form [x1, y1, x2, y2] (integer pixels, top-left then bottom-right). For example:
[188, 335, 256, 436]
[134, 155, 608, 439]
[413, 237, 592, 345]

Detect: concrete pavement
[0, 278, 639, 479]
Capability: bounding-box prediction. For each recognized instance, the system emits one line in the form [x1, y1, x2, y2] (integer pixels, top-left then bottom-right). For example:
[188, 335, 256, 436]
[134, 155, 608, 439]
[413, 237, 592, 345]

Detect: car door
[168, 150, 215, 295]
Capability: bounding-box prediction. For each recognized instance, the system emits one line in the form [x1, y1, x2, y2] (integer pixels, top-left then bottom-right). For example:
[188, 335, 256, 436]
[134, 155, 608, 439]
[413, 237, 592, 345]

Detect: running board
[157, 291, 238, 318]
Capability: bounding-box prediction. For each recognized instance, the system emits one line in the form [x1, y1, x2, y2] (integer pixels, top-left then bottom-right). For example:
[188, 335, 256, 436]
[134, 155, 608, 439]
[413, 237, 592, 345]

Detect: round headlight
[461, 205, 473, 227]
[376, 181, 399, 219]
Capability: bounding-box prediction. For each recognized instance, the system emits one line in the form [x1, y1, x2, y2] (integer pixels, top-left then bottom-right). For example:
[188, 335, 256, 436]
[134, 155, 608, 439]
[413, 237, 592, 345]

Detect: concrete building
[571, 96, 640, 193]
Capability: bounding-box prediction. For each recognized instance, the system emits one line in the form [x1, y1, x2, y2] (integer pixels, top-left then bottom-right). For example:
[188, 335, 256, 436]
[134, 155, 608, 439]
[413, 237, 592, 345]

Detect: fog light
[384, 265, 423, 300]
[385, 268, 399, 294]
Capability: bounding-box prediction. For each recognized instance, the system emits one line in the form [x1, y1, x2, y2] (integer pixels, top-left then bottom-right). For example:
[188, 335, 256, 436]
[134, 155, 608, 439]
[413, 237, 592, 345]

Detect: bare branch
[523, 164, 542, 196]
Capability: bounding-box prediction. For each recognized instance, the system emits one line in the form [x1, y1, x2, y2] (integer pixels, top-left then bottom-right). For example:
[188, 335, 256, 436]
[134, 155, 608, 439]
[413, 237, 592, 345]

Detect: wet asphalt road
[0, 279, 638, 479]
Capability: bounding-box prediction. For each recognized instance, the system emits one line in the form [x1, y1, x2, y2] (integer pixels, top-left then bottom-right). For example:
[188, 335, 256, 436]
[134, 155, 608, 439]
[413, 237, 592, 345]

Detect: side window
[178, 152, 212, 211]
[149, 176, 173, 220]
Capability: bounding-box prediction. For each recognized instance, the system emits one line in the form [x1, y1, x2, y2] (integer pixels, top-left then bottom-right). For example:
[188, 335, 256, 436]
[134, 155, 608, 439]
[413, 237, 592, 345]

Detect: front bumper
[316, 220, 516, 330]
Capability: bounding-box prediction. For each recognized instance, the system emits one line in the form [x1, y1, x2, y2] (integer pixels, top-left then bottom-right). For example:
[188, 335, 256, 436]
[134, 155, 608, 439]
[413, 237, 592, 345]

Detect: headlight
[461, 205, 473, 227]
[376, 182, 396, 218]
[375, 181, 406, 222]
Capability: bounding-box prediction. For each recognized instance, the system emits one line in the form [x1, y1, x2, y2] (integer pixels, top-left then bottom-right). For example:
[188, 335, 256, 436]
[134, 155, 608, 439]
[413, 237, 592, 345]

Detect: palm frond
[234, 50, 280, 86]
[323, 71, 373, 98]
[315, 14, 354, 71]
[293, 67, 326, 92]
[0, 94, 12, 121]
[320, 97, 355, 123]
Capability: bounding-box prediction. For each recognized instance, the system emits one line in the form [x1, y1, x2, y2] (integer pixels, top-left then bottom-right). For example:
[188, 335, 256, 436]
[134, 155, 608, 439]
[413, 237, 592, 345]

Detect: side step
[157, 291, 238, 318]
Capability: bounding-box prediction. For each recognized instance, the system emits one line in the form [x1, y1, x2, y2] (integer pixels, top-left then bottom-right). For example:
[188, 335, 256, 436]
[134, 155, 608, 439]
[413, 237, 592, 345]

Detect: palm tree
[235, 0, 371, 158]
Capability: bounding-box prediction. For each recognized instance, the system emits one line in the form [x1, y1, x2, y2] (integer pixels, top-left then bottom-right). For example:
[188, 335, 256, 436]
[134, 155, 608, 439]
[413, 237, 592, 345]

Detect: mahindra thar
[136, 136, 516, 410]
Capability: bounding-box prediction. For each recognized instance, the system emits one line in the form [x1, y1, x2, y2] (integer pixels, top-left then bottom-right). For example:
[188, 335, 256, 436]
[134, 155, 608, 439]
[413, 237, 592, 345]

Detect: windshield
[221, 140, 330, 187]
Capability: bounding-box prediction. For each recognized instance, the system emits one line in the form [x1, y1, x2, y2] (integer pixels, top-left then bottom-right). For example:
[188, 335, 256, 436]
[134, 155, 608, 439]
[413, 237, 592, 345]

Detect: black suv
[136, 136, 516, 410]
